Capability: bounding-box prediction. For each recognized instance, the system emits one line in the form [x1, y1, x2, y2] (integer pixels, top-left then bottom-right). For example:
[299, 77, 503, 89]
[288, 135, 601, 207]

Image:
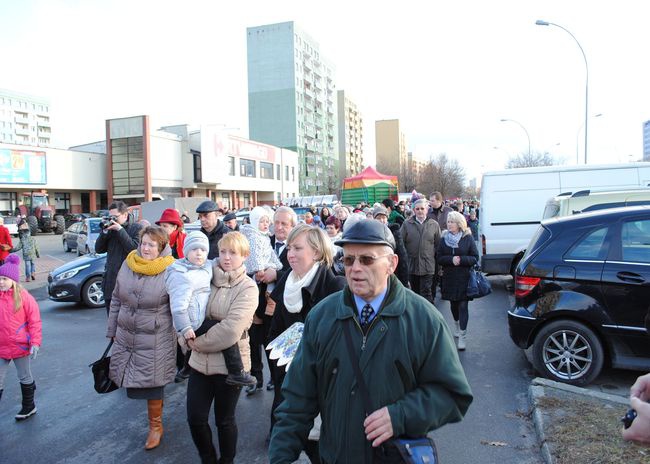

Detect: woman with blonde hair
[267, 224, 346, 462]
[107, 226, 177, 450]
[185, 231, 258, 464]
[437, 211, 479, 351]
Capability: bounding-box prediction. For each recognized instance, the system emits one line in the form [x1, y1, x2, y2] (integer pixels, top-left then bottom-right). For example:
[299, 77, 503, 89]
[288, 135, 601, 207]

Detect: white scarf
[283, 263, 320, 314]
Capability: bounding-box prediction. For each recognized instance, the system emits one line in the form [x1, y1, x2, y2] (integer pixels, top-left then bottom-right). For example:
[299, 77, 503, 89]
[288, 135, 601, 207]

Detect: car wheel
[82, 276, 104, 308]
[63, 239, 71, 252]
[77, 245, 83, 256]
[532, 319, 604, 386]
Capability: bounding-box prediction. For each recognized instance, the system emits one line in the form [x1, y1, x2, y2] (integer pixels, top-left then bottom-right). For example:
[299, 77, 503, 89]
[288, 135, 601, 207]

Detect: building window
[292, 167, 295, 182]
[228, 156, 235, 176]
[240, 158, 255, 177]
[276, 164, 281, 180]
[243, 193, 251, 207]
[260, 162, 273, 179]
[0, 191, 17, 214]
[111, 136, 144, 196]
[285, 165, 289, 181]
[53, 192, 71, 213]
[192, 150, 202, 183]
[221, 193, 230, 210]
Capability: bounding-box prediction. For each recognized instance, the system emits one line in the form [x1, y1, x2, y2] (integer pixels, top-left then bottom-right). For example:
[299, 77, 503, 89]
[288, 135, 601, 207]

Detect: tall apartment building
[0, 89, 52, 147]
[375, 119, 407, 178]
[247, 21, 339, 195]
[643, 121, 650, 161]
[337, 90, 364, 180]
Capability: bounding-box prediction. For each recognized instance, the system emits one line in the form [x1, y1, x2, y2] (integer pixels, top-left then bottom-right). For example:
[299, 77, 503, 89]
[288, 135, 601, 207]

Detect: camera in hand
[100, 216, 118, 230]
[622, 408, 637, 429]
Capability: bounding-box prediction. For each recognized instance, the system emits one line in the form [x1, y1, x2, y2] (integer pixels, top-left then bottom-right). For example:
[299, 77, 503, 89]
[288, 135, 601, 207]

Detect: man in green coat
[269, 220, 473, 463]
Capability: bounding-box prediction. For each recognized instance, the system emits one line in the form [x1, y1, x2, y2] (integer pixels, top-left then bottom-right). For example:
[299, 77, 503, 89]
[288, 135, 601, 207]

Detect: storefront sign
[0, 149, 47, 184]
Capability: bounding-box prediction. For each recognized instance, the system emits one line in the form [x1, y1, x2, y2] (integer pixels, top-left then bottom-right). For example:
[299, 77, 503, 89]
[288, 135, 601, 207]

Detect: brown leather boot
[145, 399, 163, 450]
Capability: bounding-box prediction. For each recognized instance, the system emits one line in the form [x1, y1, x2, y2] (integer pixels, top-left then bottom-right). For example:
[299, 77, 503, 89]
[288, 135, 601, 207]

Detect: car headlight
[54, 264, 90, 281]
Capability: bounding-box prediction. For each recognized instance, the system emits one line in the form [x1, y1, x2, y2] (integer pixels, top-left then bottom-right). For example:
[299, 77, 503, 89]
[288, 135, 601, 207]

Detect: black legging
[187, 371, 241, 464]
[450, 300, 469, 331]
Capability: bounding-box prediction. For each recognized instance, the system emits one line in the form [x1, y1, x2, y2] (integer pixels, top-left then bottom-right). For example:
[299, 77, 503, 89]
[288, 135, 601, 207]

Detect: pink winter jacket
[0, 288, 42, 359]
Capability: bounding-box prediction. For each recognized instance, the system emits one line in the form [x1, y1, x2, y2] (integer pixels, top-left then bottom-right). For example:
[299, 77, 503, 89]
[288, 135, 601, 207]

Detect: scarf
[444, 230, 463, 249]
[283, 263, 320, 314]
[126, 250, 175, 276]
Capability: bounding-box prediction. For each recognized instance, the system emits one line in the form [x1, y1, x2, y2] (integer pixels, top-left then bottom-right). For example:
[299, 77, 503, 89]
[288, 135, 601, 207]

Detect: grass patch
[537, 395, 650, 463]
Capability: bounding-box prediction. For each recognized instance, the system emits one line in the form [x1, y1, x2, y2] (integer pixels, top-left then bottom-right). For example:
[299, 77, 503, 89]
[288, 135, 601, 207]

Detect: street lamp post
[536, 19, 589, 164]
[500, 118, 531, 157]
[575, 113, 602, 164]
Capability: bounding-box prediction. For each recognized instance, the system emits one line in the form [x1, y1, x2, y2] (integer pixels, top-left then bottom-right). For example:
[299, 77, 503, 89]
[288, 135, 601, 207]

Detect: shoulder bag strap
[342, 320, 373, 416]
[102, 340, 114, 360]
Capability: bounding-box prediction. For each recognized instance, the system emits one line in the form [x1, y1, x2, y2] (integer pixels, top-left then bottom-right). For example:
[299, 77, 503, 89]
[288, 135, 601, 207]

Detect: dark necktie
[360, 304, 374, 327]
[275, 241, 284, 256]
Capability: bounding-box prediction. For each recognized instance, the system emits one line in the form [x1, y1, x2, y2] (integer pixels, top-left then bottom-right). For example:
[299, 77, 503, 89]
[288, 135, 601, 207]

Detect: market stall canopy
[342, 166, 398, 189]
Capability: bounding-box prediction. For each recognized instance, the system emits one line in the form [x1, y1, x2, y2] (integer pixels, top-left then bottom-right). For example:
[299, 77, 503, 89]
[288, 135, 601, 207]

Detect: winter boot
[225, 370, 258, 387]
[453, 321, 460, 338]
[15, 382, 37, 421]
[145, 399, 164, 450]
[189, 423, 218, 463]
[457, 330, 467, 351]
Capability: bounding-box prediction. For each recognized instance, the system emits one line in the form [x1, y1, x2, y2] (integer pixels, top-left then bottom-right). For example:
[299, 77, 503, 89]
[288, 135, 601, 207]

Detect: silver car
[76, 218, 102, 256]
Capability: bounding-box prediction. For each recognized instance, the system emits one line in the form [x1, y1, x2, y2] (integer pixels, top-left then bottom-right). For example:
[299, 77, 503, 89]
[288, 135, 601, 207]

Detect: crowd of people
[3, 193, 650, 461]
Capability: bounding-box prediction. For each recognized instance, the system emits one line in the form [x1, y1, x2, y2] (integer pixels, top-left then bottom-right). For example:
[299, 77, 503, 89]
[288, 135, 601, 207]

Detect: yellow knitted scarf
[125, 250, 175, 276]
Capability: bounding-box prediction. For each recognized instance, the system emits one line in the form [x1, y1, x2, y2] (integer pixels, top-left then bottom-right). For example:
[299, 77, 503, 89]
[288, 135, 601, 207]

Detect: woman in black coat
[268, 224, 346, 462]
[437, 211, 479, 351]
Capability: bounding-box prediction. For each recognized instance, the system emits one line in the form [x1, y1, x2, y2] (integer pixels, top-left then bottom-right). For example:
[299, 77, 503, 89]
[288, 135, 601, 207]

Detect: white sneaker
[453, 321, 460, 338]
[457, 330, 467, 351]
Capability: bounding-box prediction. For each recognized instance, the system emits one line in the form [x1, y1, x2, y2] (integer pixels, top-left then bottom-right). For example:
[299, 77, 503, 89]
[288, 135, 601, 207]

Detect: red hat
[155, 209, 183, 228]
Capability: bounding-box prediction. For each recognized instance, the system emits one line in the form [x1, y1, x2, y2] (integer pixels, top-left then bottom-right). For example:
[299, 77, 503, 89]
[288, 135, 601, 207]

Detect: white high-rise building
[337, 90, 364, 180]
[643, 120, 650, 162]
[0, 88, 52, 147]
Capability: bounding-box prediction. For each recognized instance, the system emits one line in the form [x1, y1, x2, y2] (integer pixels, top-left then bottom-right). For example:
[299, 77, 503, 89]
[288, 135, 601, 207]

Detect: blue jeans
[24, 259, 35, 278]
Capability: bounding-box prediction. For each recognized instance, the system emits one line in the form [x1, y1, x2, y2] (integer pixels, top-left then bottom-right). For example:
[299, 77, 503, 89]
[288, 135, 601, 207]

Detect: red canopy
[343, 166, 398, 189]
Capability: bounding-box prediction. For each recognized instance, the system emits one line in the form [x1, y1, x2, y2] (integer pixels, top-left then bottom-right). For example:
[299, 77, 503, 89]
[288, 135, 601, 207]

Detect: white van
[480, 162, 650, 275]
[543, 187, 650, 219]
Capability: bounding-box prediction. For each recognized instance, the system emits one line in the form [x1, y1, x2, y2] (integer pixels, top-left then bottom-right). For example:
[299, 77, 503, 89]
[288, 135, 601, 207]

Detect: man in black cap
[195, 200, 230, 259]
[270, 220, 472, 462]
[223, 212, 239, 231]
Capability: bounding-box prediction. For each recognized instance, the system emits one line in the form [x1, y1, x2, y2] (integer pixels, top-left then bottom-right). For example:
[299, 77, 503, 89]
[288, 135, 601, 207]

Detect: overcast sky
[2, 0, 648, 184]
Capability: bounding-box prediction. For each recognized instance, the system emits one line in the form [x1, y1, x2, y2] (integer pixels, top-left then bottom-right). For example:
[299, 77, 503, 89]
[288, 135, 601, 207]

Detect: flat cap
[334, 219, 395, 250]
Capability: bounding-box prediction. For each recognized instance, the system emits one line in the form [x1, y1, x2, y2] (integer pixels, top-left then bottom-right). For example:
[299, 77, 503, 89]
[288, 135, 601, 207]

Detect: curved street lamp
[500, 118, 531, 156]
[536, 19, 589, 164]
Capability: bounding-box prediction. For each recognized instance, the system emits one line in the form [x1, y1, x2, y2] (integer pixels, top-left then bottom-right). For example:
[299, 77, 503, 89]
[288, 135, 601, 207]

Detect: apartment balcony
[14, 115, 29, 124]
[313, 114, 323, 129]
[15, 127, 30, 136]
[304, 86, 314, 99]
[37, 118, 51, 128]
[303, 126, 316, 139]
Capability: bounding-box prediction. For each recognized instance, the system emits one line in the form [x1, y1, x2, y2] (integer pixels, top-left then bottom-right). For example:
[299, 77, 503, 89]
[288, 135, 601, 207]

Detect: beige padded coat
[188, 262, 258, 376]
[106, 246, 177, 388]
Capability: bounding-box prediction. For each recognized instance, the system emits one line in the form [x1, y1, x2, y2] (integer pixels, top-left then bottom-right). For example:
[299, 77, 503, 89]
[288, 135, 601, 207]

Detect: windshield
[89, 220, 102, 233]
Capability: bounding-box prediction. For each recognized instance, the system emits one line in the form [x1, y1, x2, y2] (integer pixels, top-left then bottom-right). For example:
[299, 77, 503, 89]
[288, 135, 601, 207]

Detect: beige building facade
[337, 90, 364, 181]
[375, 119, 407, 177]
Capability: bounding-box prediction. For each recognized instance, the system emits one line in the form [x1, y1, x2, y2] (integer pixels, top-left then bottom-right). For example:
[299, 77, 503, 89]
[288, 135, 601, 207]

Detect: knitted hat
[155, 208, 184, 228]
[183, 231, 209, 256]
[0, 254, 21, 283]
[372, 205, 389, 218]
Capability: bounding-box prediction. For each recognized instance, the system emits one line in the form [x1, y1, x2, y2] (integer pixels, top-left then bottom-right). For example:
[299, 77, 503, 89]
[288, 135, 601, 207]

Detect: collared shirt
[353, 285, 388, 326]
[274, 240, 285, 256]
[415, 216, 426, 224]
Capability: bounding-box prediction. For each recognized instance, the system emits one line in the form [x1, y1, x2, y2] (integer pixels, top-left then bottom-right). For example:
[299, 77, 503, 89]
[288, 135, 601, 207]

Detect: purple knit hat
[0, 254, 20, 283]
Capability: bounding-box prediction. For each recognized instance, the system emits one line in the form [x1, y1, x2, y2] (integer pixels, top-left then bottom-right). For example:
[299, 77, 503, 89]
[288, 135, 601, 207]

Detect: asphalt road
[0, 237, 638, 463]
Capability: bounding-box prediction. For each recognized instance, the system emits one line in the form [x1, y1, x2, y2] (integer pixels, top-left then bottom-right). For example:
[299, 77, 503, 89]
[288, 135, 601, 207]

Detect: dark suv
[508, 206, 650, 385]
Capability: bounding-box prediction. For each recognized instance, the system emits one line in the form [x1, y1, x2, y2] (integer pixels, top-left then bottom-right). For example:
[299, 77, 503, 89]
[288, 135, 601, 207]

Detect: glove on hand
[30, 345, 40, 359]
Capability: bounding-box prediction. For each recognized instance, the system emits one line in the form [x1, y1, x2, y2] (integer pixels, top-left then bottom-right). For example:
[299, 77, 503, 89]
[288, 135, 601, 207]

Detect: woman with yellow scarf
[106, 226, 177, 451]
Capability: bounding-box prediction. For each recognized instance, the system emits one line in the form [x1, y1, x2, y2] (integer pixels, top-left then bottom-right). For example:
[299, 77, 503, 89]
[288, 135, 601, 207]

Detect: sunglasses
[342, 253, 393, 267]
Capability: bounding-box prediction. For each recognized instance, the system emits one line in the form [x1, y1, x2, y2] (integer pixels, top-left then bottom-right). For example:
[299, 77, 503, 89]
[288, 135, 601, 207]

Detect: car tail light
[515, 276, 540, 298]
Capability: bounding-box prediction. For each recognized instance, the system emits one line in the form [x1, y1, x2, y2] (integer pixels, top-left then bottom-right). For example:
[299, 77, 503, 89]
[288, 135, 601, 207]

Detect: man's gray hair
[414, 198, 429, 208]
[274, 206, 298, 226]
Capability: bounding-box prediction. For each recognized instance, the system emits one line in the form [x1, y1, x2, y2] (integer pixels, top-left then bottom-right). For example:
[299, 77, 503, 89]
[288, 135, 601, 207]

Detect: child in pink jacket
[0, 254, 42, 421]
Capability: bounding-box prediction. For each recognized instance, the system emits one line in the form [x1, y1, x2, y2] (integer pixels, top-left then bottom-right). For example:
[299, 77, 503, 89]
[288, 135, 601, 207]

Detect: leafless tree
[506, 151, 556, 169]
[417, 153, 465, 198]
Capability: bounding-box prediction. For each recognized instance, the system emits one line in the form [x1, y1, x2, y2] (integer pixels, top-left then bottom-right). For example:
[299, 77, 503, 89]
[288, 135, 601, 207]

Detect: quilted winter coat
[437, 231, 479, 302]
[106, 246, 177, 388]
[0, 288, 42, 359]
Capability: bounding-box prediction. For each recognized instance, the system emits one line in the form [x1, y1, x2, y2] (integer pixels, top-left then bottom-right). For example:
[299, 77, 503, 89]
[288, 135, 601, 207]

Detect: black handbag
[466, 264, 492, 299]
[89, 340, 119, 394]
[342, 322, 438, 464]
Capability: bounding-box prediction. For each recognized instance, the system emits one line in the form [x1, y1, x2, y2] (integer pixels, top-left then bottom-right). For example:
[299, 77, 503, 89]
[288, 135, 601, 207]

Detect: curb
[528, 378, 628, 464]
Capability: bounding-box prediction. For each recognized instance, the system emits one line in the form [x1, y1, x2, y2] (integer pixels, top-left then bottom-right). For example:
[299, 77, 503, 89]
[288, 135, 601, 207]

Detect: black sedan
[508, 206, 650, 385]
[48, 253, 106, 308]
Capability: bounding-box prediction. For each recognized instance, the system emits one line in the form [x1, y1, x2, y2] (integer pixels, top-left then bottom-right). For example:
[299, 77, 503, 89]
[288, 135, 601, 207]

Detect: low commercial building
[0, 115, 298, 217]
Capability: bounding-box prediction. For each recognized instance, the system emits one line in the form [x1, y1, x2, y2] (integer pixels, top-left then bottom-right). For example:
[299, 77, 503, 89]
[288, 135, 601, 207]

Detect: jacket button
[380, 327, 385, 332]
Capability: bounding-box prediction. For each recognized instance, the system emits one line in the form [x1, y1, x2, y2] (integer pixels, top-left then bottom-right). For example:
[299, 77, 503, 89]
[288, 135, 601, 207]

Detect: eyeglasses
[342, 253, 393, 267]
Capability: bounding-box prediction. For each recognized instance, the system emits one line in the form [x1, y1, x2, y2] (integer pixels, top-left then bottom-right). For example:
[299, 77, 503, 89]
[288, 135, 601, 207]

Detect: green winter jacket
[11, 232, 39, 260]
[269, 275, 473, 464]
